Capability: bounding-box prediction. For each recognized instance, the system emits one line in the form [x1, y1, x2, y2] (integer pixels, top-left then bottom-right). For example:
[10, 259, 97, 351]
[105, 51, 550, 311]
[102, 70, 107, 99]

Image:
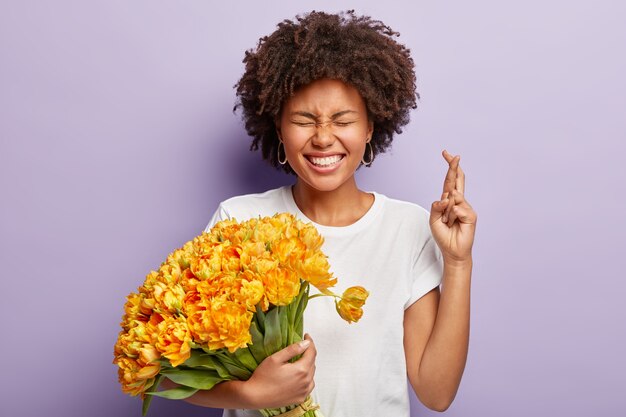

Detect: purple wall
[1, 1, 625, 416]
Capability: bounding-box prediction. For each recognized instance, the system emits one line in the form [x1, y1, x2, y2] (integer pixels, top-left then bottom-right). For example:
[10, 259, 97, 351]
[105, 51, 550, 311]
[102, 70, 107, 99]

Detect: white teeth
[308, 155, 343, 166]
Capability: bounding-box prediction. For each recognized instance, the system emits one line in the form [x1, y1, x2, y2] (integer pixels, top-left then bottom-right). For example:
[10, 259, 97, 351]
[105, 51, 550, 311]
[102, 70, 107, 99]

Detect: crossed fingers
[440, 150, 467, 225]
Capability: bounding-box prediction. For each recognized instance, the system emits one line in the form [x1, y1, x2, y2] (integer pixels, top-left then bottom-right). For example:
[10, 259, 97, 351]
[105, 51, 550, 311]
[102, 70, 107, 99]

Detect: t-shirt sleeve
[203, 204, 230, 233]
[404, 235, 444, 309]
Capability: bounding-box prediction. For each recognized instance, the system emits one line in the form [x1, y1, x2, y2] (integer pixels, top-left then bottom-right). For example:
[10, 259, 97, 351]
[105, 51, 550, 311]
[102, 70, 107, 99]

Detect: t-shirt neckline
[280, 184, 385, 236]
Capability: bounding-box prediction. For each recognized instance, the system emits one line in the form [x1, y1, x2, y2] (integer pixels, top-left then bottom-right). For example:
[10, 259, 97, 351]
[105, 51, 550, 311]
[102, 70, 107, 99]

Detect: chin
[297, 175, 353, 193]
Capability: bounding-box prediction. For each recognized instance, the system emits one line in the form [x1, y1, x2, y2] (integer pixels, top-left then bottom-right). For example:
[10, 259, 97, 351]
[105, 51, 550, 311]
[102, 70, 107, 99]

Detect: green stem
[308, 293, 340, 300]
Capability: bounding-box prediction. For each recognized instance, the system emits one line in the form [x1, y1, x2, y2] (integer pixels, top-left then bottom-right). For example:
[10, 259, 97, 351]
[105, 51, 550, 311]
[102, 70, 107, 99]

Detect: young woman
[166, 10, 477, 417]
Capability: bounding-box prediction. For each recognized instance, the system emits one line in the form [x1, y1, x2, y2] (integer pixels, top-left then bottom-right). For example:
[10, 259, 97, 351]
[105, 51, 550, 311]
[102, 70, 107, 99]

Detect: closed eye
[290, 120, 356, 127]
[291, 121, 316, 127]
[333, 121, 355, 127]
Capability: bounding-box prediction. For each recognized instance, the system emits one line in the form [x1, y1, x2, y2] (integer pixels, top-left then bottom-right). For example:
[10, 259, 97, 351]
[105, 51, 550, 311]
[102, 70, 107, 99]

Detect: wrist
[239, 379, 261, 409]
[443, 256, 473, 270]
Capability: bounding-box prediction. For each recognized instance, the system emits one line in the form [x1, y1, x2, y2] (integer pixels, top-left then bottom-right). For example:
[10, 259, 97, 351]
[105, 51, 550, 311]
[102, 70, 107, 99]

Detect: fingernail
[299, 340, 311, 349]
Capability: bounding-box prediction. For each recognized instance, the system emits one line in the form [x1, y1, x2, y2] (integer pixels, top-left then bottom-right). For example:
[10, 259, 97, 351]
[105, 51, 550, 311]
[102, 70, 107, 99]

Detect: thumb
[271, 337, 312, 363]
[430, 197, 449, 219]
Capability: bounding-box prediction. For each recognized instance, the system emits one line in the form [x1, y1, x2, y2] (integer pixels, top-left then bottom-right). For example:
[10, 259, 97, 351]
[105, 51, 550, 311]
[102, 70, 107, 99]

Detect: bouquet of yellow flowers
[113, 213, 369, 416]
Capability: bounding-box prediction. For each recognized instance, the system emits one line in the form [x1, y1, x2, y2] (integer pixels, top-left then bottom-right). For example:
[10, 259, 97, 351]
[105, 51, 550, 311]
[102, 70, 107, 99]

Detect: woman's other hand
[429, 150, 478, 265]
[242, 333, 317, 408]
[160, 334, 316, 410]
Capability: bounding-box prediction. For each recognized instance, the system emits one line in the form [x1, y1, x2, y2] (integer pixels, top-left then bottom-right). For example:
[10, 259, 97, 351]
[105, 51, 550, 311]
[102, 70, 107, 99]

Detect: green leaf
[183, 350, 216, 368]
[205, 355, 233, 379]
[145, 385, 199, 400]
[248, 321, 267, 363]
[179, 351, 232, 379]
[279, 305, 289, 347]
[295, 283, 310, 323]
[292, 282, 309, 341]
[160, 368, 226, 390]
[234, 347, 259, 372]
[289, 281, 305, 326]
[255, 305, 266, 332]
[156, 357, 173, 368]
[264, 307, 283, 356]
[142, 375, 163, 416]
[293, 314, 304, 339]
[215, 352, 253, 380]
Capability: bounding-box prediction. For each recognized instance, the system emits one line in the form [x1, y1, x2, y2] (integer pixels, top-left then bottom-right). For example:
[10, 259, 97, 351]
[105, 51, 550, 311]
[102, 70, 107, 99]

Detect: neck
[292, 177, 373, 227]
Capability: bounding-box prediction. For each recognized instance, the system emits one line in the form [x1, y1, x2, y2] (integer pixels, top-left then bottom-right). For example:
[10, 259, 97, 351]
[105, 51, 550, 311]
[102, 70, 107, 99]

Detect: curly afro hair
[234, 10, 417, 173]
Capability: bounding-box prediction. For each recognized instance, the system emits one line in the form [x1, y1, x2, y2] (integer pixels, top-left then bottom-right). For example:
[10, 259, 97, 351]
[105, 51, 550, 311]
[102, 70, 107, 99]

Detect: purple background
[1, 1, 625, 416]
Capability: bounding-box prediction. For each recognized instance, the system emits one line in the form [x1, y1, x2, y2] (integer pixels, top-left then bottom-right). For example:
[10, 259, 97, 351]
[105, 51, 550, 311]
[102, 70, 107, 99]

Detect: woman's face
[276, 78, 374, 193]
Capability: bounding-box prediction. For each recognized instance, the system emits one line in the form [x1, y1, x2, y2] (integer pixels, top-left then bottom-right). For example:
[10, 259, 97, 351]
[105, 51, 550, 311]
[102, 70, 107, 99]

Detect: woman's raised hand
[242, 333, 317, 409]
[429, 150, 477, 265]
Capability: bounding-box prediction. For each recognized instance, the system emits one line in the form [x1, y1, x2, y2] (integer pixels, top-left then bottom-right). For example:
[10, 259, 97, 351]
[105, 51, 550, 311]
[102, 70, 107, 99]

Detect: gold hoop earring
[277, 141, 287, 165]
[361, 141, 374, 166]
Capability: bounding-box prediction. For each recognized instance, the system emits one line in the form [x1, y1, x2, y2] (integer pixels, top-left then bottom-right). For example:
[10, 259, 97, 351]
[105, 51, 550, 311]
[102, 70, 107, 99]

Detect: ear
[366, 119, 374, 142]
[274, 117, 283, 142]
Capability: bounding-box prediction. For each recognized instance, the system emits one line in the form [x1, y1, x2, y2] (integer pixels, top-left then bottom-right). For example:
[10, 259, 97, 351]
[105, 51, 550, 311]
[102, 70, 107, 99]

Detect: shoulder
[371, 193, 434, 251]
[220, 186, 287, 211]
[377, 193, 431, 226]
[215, 186, 291, 222]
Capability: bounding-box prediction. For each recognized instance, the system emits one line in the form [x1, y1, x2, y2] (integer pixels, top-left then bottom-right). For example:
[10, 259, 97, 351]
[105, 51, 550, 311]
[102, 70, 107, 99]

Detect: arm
[404, 259, 471, 411]
[404, 150, 476, 411]
[161, 378, 255, 409]
[160, 335, 317, 409]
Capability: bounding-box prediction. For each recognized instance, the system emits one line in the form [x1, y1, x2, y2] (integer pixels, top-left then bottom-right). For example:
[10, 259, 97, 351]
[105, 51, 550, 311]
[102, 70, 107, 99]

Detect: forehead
[282, 78, 367, 114]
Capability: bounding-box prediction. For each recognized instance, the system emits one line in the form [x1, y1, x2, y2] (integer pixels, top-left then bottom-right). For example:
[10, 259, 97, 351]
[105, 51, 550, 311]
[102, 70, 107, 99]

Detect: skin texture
[167, 79, 477, 412]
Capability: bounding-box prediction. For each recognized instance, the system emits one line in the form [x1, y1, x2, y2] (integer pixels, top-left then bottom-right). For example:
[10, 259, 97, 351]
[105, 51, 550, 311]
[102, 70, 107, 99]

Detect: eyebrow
[290, 110, 358, 119]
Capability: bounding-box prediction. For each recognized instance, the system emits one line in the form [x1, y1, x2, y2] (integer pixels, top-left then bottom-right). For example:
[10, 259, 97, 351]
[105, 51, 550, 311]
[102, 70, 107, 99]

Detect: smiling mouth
[306, 154, 345, 167]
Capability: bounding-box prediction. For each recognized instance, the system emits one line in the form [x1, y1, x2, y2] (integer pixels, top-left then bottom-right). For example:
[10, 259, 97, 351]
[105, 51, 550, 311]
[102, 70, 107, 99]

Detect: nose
[311, 122, 335, 148]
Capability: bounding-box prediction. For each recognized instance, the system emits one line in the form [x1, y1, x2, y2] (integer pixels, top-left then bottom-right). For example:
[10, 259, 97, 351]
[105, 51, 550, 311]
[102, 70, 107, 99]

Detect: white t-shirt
[204, 185, 444, 417]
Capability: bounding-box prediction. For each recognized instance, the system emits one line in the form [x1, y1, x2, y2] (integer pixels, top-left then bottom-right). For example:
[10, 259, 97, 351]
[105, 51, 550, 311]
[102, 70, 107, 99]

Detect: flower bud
[342, 286, 369, 307]
[335, 286, 369, 323]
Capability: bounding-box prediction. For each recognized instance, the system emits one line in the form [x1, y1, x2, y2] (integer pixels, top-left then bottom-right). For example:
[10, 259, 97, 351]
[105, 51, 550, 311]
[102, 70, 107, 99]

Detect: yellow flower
[158, 258, 184, 284]
[274, 212, 297, 224]
[341, 286, 369, 307]
[295, 251, 337, 294]
[335, 286, 369, 323]
[155, 317, 192, 367]
[113, 321, 162, 396]
[136, 362, 161, 380]
[179, 267, 201, 293]
[196, 271, 237, 299]
[236, 270, 265, 310]
[298, 223, 324, 252]
[208, 219, 244, 244]
[221, 245, 242, 273]
[152, 281, 185, 313]
[143, 270, 160, 289]
[273, 237, 306, 269]
[138, 344, 160, 365]
[239, 240, 267, 269]
[251, 252, 279, 273]
[114, 330, 139, 359]
[187, 297, 253, 352]
[166, 242, 195, 269]
[115, 357, 156, 396]
[262, 267, 300, 306]
[189, 245, 223, 279]
[120, 292, 147, 330]
[210, 218, 241, 234]
[253, 218, 284, 243]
